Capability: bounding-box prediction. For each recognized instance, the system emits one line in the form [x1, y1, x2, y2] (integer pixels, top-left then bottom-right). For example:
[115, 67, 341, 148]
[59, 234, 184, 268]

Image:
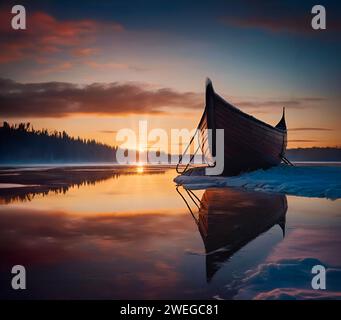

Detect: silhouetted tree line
[0, 122, 118, 163]
[286, 147, 341, 161]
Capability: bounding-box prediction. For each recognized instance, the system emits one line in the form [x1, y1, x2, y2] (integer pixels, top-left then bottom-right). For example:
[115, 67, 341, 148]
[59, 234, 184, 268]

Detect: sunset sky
[0, 0, 340, 152]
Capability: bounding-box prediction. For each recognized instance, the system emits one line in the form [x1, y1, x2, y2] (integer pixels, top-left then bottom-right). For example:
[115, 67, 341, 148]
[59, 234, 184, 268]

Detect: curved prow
[275, 107, 287, 131]
[176, 78, 215, 175]
[206, 77, 214, 92]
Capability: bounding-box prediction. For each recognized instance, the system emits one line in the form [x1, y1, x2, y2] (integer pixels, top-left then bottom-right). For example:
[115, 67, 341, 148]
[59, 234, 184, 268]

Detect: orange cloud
[0, 8, 123, 63]
[288, 139, 319, 143]
[72, 48, 100, 57]
[0, 78, 201, 118]
[231, 97, 326, 113]
[289, 127, 333, 132]
[0, 78, 329, 118]
[85, 60, 147, 72]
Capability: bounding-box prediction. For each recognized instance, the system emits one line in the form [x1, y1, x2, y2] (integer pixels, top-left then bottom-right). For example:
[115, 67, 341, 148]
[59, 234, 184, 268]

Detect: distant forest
[0, 122, 118, 164]
[1, 122, 340, 164]
[286, 147, 341, 162]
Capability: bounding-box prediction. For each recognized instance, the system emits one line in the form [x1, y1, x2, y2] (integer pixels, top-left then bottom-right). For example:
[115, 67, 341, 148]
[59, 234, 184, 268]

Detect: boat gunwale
[213, 92, 287, 135]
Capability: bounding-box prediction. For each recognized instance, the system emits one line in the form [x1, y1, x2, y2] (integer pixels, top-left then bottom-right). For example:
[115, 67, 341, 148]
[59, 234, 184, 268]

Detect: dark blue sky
[0, 0, 340, 148]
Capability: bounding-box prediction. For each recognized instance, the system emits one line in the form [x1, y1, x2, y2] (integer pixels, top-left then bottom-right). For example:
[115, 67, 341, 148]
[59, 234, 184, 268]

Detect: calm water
[0, 166, 341, 300]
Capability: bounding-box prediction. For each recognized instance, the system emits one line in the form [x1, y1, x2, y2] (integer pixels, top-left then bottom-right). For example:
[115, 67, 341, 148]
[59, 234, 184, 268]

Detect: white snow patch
[174, 165, 341, 200]
[224, 258, 341, 300]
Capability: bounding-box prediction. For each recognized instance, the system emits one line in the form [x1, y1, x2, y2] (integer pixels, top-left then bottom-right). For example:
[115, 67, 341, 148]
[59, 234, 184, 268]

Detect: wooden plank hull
[200, 80, 287, 176]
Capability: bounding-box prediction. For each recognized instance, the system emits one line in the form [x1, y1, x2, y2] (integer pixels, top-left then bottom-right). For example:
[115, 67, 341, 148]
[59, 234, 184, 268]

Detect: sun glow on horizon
[136, 164, 144, 173]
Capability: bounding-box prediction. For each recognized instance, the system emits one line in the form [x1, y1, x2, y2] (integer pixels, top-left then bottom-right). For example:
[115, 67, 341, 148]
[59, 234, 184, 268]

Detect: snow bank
[174, 165, 341, 200]
[223, 258, 341, 300]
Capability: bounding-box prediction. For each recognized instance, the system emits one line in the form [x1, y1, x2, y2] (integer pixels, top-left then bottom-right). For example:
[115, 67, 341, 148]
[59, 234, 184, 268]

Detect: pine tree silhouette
[0, 122, 118, 163]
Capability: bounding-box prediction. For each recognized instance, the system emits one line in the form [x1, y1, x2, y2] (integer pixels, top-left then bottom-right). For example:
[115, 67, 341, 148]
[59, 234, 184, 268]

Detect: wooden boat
[177, 187, 287, 282]
[177, 79, 289, 176]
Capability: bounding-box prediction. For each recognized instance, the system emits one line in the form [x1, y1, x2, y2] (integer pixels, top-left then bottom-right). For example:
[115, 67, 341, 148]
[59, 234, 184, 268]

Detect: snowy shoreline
[174, 165, 341, 200]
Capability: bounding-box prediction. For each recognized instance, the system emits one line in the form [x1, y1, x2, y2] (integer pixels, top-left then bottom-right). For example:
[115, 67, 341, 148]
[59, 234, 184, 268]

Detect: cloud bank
[0, 78, 201, 117]
[0, 78, 325, 118]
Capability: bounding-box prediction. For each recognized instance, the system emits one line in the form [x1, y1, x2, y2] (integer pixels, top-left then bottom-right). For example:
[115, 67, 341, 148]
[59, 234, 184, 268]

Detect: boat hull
[200, 81, 287, 176]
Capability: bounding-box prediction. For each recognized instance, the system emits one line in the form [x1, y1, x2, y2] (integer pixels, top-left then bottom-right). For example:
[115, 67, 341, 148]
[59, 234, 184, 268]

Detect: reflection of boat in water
[177, 187, 287, 282]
